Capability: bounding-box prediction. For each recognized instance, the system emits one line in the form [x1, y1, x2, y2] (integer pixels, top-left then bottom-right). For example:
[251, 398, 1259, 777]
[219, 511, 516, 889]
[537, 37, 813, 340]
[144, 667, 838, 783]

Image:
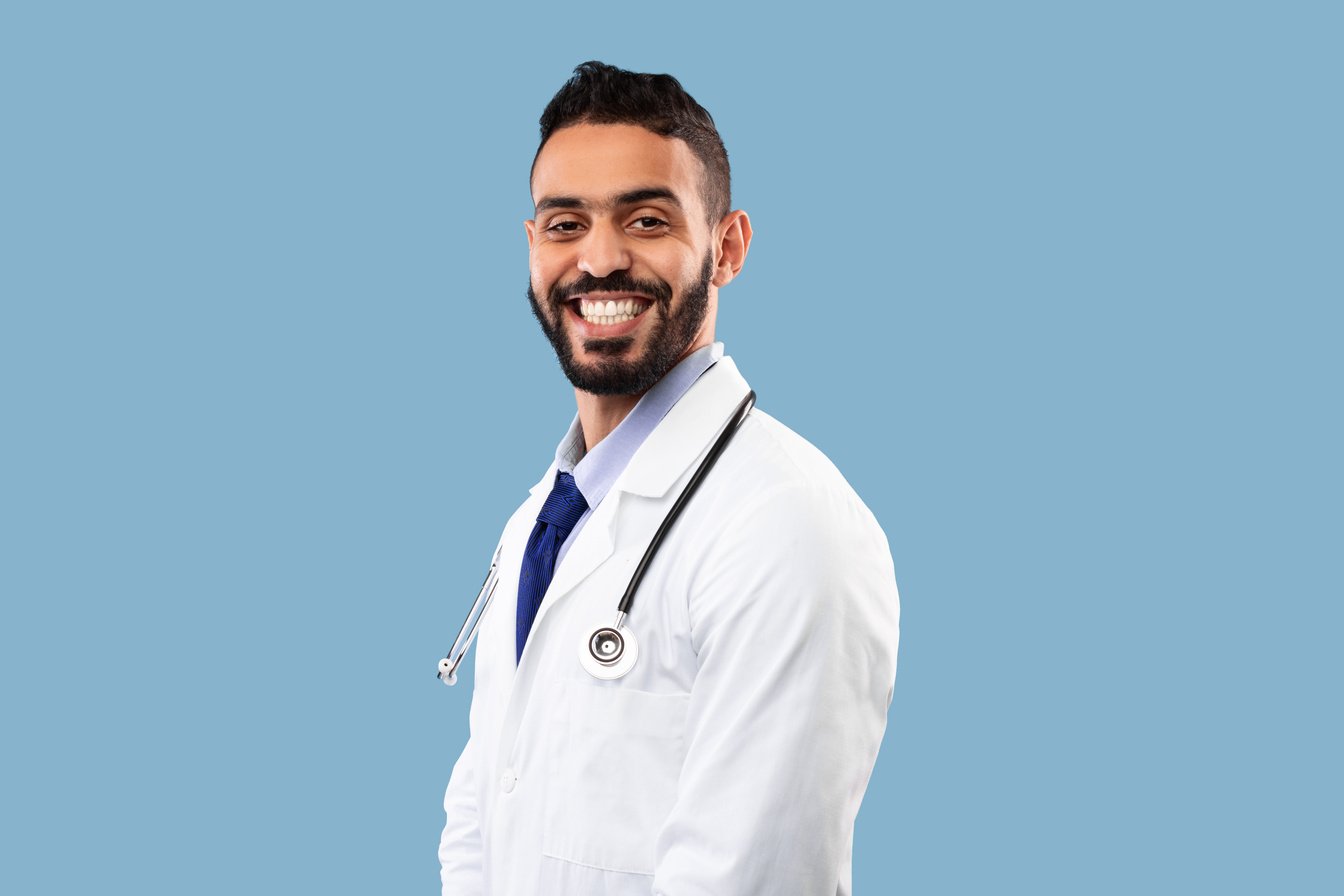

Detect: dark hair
[534, 61, 731, 223]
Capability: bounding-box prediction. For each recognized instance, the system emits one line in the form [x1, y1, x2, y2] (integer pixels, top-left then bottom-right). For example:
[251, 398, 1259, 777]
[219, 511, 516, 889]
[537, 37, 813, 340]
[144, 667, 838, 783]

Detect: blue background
[2, 2, 1339, 893]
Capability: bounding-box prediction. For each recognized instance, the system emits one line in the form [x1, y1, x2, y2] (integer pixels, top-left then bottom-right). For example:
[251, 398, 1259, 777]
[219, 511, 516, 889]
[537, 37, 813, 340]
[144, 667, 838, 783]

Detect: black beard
[527, 254, 713, 396]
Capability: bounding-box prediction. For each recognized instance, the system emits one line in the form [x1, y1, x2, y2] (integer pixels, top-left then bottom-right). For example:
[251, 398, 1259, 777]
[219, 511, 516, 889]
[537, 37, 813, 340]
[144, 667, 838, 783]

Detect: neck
[575, 390, 641, 453]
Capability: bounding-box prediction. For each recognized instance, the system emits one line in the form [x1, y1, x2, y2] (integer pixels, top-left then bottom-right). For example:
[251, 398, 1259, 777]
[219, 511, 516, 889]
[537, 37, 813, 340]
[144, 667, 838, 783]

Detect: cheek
[650, 242, 705, 282]
[664, 257, 703, 294]
[530, 249, 567, 295]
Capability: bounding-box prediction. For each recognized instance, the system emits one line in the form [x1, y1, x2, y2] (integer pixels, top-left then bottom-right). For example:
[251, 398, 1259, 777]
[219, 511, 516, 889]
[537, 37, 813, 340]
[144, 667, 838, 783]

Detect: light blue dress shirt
[552, 342, 724, 569]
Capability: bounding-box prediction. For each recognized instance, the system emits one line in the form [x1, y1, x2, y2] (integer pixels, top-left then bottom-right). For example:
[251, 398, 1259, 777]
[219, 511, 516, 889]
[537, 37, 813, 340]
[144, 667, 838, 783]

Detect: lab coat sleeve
[439, 732, 484, 895]
[652, 479, 900, 896]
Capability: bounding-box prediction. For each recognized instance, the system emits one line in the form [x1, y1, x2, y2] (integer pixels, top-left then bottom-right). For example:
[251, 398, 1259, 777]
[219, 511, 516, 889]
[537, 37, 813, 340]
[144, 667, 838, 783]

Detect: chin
[577, 334, 639, 359]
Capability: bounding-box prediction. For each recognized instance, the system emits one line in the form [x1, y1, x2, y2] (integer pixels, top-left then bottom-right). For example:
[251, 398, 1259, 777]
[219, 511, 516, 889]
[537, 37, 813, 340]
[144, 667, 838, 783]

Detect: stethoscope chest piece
[579, 619, 639, 680]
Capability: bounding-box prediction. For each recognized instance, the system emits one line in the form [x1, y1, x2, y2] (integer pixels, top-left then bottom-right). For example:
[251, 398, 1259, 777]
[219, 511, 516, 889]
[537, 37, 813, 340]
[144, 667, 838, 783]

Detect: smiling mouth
[570, 296, 654, 326]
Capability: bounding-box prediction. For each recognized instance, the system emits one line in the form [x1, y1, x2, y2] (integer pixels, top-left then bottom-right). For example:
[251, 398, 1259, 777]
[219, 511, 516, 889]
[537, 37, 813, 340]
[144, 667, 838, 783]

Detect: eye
[630, 215, 670, 232]
[543, 219, 584, 237]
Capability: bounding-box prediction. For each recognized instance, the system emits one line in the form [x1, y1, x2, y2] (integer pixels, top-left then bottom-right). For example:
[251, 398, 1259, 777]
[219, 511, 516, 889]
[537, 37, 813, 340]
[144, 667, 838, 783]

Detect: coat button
[500, 770, 517, 793]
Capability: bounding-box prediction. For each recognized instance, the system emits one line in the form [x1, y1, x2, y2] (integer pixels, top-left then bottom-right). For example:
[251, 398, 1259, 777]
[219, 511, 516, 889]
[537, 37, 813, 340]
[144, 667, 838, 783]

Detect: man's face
[527, 123, 720, 396]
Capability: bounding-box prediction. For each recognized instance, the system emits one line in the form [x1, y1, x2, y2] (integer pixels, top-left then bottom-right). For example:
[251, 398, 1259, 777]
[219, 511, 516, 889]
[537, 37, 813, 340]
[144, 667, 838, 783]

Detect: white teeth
[578, 299, 648, 325]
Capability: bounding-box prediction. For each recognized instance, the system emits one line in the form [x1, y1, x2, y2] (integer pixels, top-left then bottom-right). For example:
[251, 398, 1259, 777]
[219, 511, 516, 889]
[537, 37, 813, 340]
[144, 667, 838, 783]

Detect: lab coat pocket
[542, 681, 689, 875]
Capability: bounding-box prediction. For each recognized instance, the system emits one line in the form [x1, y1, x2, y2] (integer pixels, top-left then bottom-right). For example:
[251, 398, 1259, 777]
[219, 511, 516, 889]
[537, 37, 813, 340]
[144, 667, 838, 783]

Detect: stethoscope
[438, 389, 756, 685]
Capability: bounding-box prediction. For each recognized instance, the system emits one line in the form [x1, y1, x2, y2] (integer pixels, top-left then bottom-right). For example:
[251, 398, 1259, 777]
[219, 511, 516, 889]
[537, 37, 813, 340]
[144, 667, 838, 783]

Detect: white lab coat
[440, 357, 899, 895]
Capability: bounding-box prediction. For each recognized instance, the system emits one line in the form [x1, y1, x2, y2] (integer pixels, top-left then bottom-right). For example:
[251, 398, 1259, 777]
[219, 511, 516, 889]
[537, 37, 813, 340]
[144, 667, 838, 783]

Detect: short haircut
[534, 61, 731, 224]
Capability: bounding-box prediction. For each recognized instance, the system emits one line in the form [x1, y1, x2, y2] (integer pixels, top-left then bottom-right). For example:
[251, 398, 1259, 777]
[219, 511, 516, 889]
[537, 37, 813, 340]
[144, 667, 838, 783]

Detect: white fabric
[439, 356, 900, 895]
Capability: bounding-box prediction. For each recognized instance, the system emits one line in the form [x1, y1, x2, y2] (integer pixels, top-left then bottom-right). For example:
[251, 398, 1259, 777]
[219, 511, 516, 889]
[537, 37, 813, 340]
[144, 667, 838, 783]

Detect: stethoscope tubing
[616, 389, 756, 617]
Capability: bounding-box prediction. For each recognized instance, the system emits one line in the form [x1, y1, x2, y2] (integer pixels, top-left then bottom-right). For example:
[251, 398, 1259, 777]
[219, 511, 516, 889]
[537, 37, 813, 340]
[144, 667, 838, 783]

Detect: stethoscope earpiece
[437, 657, 457, 686]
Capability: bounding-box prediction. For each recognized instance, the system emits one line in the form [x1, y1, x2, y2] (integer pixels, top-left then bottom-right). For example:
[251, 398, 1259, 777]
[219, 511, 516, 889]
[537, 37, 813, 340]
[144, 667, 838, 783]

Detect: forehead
[531, 123, 705, 213]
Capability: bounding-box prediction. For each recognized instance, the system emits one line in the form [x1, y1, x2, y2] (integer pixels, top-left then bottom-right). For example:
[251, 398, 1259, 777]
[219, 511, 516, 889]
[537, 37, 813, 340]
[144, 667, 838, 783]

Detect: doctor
[439, 61, 900, 895]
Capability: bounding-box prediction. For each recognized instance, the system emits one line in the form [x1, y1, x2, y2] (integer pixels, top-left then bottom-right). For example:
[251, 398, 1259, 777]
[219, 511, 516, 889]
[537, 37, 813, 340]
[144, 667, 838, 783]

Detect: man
[439, 61, 899, 895]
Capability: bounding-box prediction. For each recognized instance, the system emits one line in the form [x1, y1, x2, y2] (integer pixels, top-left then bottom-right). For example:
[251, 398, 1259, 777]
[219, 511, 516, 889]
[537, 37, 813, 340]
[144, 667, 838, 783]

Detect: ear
[525, 219, 537, 251]
[711, 210, 752, 288]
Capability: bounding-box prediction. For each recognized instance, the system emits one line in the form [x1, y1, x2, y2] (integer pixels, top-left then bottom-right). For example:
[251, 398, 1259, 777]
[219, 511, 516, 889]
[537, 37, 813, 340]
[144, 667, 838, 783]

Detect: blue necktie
[516, 470, 588, 662]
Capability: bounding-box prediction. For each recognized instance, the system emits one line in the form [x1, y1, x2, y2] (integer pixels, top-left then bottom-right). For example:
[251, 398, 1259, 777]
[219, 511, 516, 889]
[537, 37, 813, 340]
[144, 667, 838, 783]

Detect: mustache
[549, 271, 673, 307]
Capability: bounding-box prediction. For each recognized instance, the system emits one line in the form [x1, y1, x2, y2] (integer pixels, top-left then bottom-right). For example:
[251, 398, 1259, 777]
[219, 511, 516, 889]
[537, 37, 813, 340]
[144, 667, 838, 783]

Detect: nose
[577, 222, 632, 278]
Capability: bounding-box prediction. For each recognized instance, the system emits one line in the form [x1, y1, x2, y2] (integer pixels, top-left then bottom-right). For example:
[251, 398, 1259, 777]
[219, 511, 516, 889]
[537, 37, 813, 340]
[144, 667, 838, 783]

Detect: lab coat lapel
[529, 356, 751, 624]
[530, 494, 616, 632]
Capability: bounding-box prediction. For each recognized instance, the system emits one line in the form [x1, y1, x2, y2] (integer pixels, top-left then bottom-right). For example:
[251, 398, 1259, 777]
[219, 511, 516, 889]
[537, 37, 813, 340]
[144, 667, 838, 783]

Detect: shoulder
[682, 405, 893, 571]
[675, 404, 899, 645]
[734, 408, 845, 482]
[716, 408, 878, 525]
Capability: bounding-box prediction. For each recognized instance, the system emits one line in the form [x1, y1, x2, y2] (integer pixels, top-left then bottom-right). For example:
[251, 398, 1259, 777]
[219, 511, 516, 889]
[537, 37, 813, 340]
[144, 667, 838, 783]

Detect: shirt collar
[554, 342, 724, 509]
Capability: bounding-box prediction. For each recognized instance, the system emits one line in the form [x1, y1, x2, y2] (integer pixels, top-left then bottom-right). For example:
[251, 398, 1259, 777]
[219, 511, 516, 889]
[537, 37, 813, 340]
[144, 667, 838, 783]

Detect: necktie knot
[537, 471, 587, 531]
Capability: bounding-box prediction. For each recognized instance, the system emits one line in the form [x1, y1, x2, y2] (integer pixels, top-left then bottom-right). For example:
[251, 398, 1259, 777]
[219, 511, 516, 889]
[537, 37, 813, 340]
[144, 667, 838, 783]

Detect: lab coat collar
[614, 355, 752, 499]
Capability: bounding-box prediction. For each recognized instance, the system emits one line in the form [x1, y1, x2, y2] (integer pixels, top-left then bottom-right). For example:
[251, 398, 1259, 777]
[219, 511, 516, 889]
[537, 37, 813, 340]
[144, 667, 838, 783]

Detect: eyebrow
[535, 187, 684, 214]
